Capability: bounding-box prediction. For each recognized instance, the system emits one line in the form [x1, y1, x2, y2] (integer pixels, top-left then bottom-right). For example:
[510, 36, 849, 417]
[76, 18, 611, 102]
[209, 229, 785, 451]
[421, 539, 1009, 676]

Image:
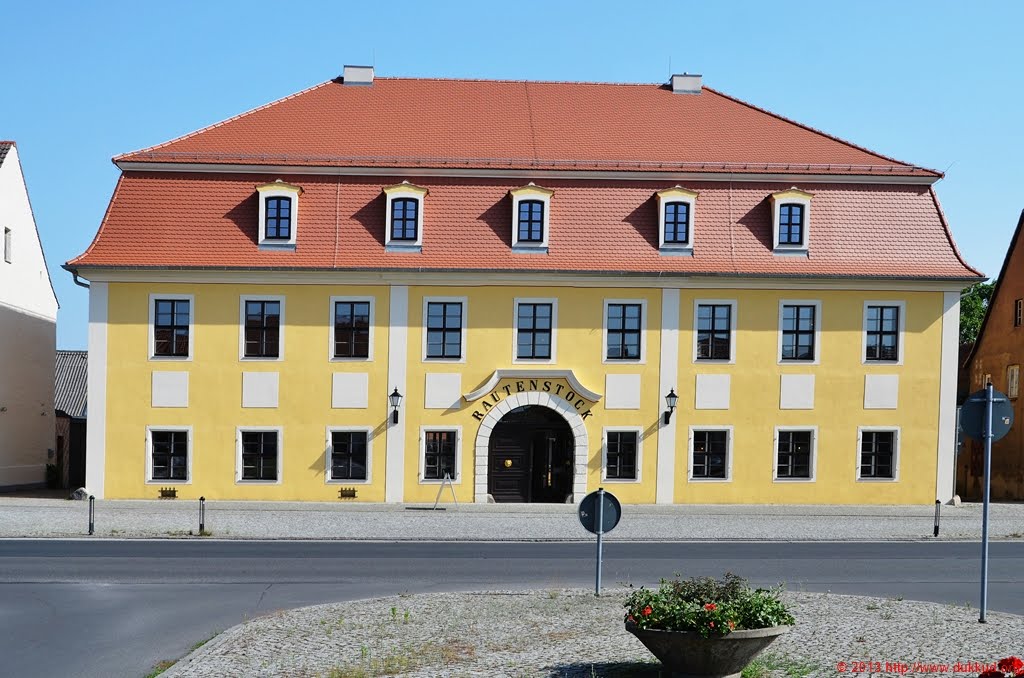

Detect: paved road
[1, 540, 1021, 678]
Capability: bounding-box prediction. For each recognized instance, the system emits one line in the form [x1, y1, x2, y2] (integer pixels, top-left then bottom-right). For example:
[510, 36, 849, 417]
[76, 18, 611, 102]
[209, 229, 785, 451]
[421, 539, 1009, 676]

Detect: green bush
[624, 573, 794, 638]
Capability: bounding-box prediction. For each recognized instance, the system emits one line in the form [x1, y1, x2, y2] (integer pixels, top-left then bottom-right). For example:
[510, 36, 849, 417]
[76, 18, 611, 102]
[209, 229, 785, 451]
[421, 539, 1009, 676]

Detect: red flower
[727, 620, 736, 630]
[999, 658, 1024, 675]
[708, 621, 715, 628]
[704, 603, 717, 611]
[978, 671, 1005, 678]
[642, 605, 653, 617]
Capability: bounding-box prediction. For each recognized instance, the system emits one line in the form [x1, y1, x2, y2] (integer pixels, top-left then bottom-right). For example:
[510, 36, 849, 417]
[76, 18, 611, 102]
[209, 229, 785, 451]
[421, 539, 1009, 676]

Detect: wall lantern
[389, 387, 403, 424]
[663, 388, 678, 425]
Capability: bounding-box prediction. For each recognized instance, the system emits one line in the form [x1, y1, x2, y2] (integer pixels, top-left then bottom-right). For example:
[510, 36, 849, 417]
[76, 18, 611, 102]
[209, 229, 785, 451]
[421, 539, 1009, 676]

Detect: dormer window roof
[383, 181, 428, 252]
[770, 188, 813, 255]
[509, 183, 553, 252]
[655, 186, 698, 255]
[256, 180, 302, 248]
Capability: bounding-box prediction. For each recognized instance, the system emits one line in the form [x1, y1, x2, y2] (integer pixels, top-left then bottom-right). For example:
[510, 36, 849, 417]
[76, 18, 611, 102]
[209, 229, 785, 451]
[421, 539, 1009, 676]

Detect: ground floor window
[423, 430, 457, 480]
[859, 429, 897, 480]
[775, 429, 814, 480]
[240, 430, 279, 482]
[691, 429, 729, 480]
[330, 430, 368, 481]
[150, 430, 188, 481]
[604, 430, 638, 480]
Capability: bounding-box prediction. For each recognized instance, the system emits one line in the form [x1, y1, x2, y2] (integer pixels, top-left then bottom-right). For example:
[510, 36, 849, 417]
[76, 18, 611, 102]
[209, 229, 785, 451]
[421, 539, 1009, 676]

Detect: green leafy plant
[624, 573, 794, 639]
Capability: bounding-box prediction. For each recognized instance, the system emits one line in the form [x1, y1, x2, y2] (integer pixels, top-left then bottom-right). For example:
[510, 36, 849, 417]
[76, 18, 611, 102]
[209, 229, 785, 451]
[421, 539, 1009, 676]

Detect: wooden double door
[487, 405, 574, 503]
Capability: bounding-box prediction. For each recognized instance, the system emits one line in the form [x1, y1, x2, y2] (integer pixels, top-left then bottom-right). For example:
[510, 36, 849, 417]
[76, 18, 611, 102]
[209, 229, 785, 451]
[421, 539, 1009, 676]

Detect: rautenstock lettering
[470, 379, 595, 420]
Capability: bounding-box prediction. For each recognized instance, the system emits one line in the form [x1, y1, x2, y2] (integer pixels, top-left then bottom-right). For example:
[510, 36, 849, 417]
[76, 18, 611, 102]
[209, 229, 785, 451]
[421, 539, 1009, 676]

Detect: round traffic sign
[578, 489, 621, 534]
[960, 388, 1015, 442]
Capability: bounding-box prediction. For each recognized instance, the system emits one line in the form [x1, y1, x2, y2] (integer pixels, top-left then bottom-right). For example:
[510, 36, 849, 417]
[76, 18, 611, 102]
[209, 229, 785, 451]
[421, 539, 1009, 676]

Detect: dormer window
[510, 183, 552, 252]
[384, 182, 427, 251]
[256, 181, 302, 247]
[770, 188, 812, 254]
[655, 186, 698, 254]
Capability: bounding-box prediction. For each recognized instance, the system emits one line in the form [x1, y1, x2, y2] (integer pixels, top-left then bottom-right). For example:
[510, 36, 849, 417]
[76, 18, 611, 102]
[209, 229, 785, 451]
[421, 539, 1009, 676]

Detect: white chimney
[670, 73, 702, 94]
[342, 65, 374, 86]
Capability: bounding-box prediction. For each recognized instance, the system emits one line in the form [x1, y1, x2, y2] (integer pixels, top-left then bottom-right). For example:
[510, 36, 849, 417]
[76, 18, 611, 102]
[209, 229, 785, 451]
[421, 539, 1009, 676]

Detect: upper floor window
[243, 298, 282, 359]
[384, 181, 428, 250]
[1015, 299, 1022, 327]
[515, 301, 554, 361]
[151, 295, 193, 359]
[605, 301, 643, 361]
[3, 227, 11, 263]
[332, 299, 371, 359]
[256, 180, 301, 246]
[770, 188, 812, 253]
[1008, 365, 1020, 400]
[425, 299, 465, 360]
[510, 183, 553, 250]
[695, 301, 735, 362]
[264, 197, 292, 240]
[864, 302, 903, 363]
[779, 301, 820, 363]
[655, 186, 698, 252]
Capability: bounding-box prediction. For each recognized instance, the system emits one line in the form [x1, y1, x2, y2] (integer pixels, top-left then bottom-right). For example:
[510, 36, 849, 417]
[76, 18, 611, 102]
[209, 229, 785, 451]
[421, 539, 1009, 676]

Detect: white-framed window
[329, 296, 374, 361]
[856, 427, 900, 481]
[602, 427, 642, 482]
[1015, 299, 1023, 328]
[1008, 365, 1020, 400]
[422, 296, 467, 363]
[384, 181, 428, 250]
[325, 426, 372, 484]
[239, 295, 285, 361]
[149, 293, 194, 361]
[236, 427, 282, 484]
[773, 426, 817, 482]
[770, 188, 812, 253]
[256, 180, 302, 247]
[688, 426, 734, 482]
[778, 300, 822, 364]
[145, 426, 192, 484]
[603, 298, 647, 363]
[513, 297, 557, 363]
[510, 183, 553, 251]
[418, 426, 462, 484]
[655, 186, 698, 253]
[3, 227, 11, 263]
[862, 300, 905, 365]
[693, 299, 737, 364]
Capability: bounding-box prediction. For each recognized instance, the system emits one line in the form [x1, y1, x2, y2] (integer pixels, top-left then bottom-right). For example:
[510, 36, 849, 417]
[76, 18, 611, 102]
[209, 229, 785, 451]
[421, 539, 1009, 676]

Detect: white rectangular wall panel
[604, 374, 642, 410]
[864, 374, 899, 409]
[242, 372, 279, 408]
[425, 373, 462, 409]
[152, 371, 189, 408]
[779, 374, 815, 410]
[695, 374, 730, 410]
[332, 372, 369, 409]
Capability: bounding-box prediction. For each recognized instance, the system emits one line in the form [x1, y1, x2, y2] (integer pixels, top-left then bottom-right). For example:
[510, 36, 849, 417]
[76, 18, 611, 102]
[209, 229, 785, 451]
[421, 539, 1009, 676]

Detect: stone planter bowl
[625, 622, 790, 678]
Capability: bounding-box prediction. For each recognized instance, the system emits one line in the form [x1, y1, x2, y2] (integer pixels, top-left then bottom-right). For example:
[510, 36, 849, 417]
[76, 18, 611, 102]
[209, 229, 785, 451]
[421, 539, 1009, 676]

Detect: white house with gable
[0, 141, 59, 488]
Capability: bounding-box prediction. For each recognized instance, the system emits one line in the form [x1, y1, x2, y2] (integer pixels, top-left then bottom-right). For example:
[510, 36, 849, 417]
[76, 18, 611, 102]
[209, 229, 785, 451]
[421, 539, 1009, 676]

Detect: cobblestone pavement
[0, 496, 1022, 541]
[161, 588, 1024, 677]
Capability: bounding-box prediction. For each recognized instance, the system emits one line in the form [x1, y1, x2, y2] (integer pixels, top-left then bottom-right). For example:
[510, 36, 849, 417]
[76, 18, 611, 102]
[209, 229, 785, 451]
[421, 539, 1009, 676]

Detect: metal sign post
[959, 383, 1014, 624]
[578, 488, 621, 597]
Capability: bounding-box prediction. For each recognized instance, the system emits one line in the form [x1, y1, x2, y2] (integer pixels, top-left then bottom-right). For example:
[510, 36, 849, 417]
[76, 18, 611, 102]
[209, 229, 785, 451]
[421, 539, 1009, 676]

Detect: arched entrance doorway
[487, 405, 574, 503]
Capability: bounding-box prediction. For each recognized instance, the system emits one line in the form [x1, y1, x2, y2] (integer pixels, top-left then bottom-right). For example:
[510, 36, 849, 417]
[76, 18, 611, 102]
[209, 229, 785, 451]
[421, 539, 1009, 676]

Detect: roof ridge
[114, 80, 334, 161]
[376, 75, 664, 86]
[701, 86, 941, 177]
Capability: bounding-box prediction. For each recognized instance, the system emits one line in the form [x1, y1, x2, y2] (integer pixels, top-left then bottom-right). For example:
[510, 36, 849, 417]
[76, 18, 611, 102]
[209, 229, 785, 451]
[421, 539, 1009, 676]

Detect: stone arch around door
[473, 392, 589, 503]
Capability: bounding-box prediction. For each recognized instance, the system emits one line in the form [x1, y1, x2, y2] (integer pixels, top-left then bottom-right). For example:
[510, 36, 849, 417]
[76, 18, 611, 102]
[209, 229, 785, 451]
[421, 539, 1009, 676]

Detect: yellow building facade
[69, 69, 980, 504]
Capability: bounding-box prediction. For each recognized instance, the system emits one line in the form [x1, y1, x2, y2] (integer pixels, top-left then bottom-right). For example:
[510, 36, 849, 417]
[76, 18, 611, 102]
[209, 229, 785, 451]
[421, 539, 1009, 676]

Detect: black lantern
[389, 387, 403, 424]
[663, 388, 678, 425]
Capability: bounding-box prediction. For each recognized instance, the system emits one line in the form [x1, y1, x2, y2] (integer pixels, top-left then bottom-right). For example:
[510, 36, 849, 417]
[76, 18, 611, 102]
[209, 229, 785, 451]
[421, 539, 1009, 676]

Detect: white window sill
[149, 355, 193, 362]
[659, 245, 693, 257]
[856, 477, 899, 483]
[688, 477, 732, 483]
[772, 477, 816, 483]
[258, 241, 296, 251]
[601, 477, 640, 483]
[145, 479, 192, 485]
[772, 247, 808, 257]
[418, 478, 462, 485]
[326, 478, 371, 485]
[512, 245, 548, 254]
[386, 243, 422, 253]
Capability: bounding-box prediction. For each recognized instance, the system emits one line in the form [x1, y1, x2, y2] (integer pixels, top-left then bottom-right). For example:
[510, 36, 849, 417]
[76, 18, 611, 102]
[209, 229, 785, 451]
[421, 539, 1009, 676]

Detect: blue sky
[6, 1, 1023, 348]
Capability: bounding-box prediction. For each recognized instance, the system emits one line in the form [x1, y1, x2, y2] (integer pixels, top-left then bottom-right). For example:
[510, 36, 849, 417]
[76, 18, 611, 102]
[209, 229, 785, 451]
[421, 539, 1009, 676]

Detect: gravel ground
[1, 497, 1023, 541]
[161, 589, 1024, 677]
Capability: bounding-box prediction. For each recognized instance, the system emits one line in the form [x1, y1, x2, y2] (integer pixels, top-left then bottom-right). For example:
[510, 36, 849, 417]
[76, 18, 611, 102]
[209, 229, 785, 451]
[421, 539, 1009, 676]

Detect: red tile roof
[115, 78, 939, 178]
[68, 172, 981, 280]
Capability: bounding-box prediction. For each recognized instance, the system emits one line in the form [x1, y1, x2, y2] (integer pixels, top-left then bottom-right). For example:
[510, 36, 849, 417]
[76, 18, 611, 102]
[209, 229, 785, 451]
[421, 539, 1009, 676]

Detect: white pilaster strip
[656, 288, 681, 504]
[936, 290, 960, 503]
[385, 285, 409, 503]
[85, 282, 108, 498]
